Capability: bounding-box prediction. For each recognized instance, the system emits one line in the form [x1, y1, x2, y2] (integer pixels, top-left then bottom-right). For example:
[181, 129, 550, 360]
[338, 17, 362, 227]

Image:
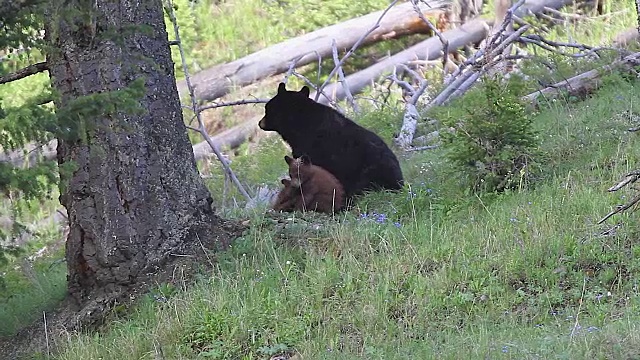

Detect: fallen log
[190, 0, 590, 155]
[318, 0, 577, 105]
[522, 51, 640, 106]
[189, 17, 495, 159]
[175, 0, 451, 103]
[316, 17, 493, 105]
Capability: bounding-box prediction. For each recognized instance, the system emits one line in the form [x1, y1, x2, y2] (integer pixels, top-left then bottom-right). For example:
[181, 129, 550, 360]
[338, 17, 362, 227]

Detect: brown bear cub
[272, 178, 298, 212]
[272, 155, 345, 214]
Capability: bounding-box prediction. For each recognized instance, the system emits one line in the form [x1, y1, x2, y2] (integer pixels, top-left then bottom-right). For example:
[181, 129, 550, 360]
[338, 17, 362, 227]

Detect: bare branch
[294, 71, 344, 114]
[386, 67, 416, 96]
[283, 55, 304, 84]
[406, 145, 438, 151]
[607, 171, 640, 192]
[0, 61, 48, 85]
[164, 0, 251, 202]
[597, 193, 640, 224]
[331, 39, 358, 114]
[432, 17, 530, 106]
[519, 34, 610, 58]
[411, 0, 449, 74]
[315, 0, 401, 102]
[197, 98, 269, 113]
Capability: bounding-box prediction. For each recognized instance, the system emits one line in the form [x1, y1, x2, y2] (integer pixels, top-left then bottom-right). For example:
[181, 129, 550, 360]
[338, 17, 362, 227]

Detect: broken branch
[0, 61, 48, 85]
[597, 193, 640, 224]
[315, 0, 401, 103]
[331, 39, 358, 114]
[197, 98, 268, 113]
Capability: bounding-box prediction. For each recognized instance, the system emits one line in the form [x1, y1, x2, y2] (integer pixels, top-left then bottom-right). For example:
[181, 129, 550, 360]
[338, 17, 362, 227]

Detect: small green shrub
[439, 76, 543, 193]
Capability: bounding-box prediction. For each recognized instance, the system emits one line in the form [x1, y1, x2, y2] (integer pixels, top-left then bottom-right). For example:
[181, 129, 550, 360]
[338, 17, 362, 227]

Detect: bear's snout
[258, 116, 267, 129]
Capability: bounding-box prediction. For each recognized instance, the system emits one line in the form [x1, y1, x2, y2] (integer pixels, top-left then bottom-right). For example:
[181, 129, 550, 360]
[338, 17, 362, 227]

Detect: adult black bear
[272, 155, 344, 214]
[259, 83, 404, 201]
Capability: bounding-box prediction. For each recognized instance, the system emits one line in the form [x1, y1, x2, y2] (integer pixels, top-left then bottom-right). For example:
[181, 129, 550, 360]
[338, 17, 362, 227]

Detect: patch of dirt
[0, 216, 247, 360]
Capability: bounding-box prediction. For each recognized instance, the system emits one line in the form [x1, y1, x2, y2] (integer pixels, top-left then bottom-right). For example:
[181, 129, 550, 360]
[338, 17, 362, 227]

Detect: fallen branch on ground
[598, 170, 640, 224]
[519, 34, 611, 58]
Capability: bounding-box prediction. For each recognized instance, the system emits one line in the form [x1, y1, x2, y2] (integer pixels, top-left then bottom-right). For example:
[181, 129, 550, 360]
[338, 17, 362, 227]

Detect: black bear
[272, 155, 344, 214]
[259, 82, 404, 201]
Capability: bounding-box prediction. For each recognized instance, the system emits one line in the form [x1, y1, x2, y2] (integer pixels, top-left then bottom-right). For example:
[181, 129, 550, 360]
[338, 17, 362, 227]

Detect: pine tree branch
[0, 61, 48, 85]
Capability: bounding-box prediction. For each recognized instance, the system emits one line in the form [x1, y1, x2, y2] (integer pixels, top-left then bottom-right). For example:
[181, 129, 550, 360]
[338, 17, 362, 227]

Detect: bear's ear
[277, 82, 287, 94]
[298, 86, 310, 97]
[281, 178, 291, 186]
[299, 154, 312, 164]
[284, 155, 293, 165]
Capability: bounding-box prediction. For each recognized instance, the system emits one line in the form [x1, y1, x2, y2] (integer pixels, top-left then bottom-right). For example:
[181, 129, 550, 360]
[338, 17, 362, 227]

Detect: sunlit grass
[2, 0, 640, 358]
[49, 74, 640, 359]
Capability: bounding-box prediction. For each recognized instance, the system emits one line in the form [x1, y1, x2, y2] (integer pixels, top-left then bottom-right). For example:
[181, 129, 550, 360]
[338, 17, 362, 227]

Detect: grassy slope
[52, 74, 640, 359]
[1, 0, 639, 358]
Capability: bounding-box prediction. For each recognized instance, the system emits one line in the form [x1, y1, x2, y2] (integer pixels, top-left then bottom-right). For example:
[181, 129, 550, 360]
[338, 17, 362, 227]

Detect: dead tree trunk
[45, 0, 238, 328]
[175, 0, 451, 103]
[316, 18, 493, 105]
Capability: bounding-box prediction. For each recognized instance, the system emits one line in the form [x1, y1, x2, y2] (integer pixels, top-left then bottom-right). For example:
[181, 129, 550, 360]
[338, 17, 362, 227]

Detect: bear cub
[259, 83, 404, 202]
[272, 155, 344, 214]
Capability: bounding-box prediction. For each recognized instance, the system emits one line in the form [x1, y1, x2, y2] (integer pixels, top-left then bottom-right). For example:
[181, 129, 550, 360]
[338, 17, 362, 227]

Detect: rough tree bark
[45, 0, 239, 327]
[636, 0, 640, 35]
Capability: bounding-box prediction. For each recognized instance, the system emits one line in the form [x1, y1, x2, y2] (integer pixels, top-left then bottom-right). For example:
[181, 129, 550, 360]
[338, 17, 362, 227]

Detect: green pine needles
[1, 0, 147, 269]
[440, 76, 543, 193]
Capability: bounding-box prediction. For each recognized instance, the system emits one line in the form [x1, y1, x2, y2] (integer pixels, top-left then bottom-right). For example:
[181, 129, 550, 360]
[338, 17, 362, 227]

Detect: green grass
[0, 253, 67, 337]
[45, 72, 640, 359]
[2, 0, 640, 358]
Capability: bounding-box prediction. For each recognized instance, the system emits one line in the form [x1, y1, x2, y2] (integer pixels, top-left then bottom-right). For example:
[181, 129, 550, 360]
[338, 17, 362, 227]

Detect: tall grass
[49, 72, 640, 359]
[2, 0, 640, 358]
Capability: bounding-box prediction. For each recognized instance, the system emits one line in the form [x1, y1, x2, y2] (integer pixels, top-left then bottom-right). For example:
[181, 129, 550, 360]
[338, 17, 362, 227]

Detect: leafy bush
[439, 76, 543, 193]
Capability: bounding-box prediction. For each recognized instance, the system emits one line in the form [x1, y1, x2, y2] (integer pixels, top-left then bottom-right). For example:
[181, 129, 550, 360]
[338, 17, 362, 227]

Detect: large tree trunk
[45, 0, 237, 327]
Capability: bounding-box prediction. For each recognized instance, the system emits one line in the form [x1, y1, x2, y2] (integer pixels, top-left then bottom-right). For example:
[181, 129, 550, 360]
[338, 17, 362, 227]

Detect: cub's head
[281, 177, 300, 189]
[258, 82, 311, 132]
[284, 154, 312, 183]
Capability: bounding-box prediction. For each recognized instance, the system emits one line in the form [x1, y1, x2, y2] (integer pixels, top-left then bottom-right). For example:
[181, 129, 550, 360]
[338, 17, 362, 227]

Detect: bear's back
[293, 107, 403, 198]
